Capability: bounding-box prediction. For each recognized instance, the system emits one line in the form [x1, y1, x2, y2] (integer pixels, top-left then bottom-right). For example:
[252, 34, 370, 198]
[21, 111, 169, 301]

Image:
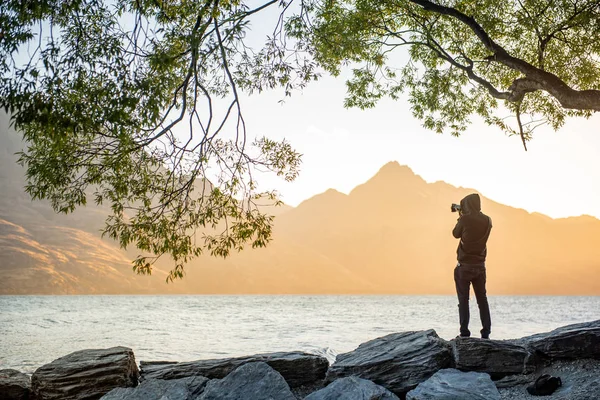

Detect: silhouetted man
[452, 193, 492, 339]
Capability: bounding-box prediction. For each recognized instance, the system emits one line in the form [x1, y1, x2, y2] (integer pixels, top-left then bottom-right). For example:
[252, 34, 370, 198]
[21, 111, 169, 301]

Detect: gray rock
[493, 374, 532, 389]
[31, 346, 139, 400]
[304, 376, 399, 400]
[406, 368, 500, 400]
[140, 351, 328, 388]
[197, 362, 295, 400]
[326, 329, 452, 395]
[452, 338, 535, 379]
[0, 369, 31, 400]
[101, 376, 209, 400]
[291, 380, 326, 399]
[498, 359, 600, 400]
[523, 320, 600, 360]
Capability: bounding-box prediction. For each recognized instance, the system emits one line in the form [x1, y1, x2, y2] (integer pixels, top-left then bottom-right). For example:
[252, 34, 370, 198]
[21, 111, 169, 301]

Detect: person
[452, 193, 492, 339]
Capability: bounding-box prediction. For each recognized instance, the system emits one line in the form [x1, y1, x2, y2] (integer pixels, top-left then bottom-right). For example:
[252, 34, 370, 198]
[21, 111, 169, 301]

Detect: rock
[290, 380, 326, 399]
[326, 329, 452, 395]
[498, 359, 600, 400]
[304, 376, 399, 400]
[140, 351, 328, 388]
[0, 369, 31, 400]
[406, 368, 500, 400]
[452, 337, 535, 379]
[101, 376, 208, 400]
[31, 346, 139, 400]
[197, 362, 295, 400]
[493, 374, 532, 389]
[523, 320, 600, 360]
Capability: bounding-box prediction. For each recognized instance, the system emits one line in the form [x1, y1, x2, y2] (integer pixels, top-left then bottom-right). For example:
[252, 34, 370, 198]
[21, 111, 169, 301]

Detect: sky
[237, 73, 600, 220]
[12, 1, 600, 221]
[218, 2, 600, 220]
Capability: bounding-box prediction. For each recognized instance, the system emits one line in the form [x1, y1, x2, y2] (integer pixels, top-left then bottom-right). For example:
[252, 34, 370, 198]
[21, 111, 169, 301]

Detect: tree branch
[515, 102, 528, 151]
[408, 0, 600, 111]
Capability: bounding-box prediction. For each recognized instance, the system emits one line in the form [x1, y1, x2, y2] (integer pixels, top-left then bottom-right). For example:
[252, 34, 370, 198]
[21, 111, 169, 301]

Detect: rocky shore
[1, 320, 599, 400]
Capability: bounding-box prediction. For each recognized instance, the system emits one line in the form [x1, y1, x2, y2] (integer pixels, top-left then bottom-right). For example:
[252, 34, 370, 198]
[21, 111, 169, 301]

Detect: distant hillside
[273, 161, 600, 294]
[0, 113, 335, 294]
[0, 113, 185, 293]
[2, 113, 600, 294]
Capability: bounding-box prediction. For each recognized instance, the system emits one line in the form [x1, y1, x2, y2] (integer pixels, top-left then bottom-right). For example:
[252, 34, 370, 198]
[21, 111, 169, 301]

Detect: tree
[2, 0, 599, 279]
[300, 0, 600, 149]
[1, 0, 309, 281]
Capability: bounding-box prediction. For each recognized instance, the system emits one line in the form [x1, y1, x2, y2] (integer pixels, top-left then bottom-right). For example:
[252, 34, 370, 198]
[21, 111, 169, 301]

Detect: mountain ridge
[1, 112, 599, 294]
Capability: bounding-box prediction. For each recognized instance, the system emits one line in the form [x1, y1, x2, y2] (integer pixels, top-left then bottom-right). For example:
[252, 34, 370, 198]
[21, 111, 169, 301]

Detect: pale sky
[238, 74, 600, 220]
[14, 3, 600, 221]
[221, 3, 600, 220]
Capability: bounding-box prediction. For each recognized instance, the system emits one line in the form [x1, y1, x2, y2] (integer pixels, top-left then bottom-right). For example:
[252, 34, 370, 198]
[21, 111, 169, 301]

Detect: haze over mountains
[1, 114, 599, 295]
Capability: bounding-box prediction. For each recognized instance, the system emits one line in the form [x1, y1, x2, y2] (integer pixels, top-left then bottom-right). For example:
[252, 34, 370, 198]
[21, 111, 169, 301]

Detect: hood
[460, 193, 481, 214]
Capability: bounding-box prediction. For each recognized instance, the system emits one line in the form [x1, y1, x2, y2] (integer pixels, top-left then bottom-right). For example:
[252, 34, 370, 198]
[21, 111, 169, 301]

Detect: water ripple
[1, 295, 599, 373]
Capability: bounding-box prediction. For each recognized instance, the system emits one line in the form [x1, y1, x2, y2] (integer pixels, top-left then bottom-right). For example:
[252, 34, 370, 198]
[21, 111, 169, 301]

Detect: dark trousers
[454, 265, 492, 337]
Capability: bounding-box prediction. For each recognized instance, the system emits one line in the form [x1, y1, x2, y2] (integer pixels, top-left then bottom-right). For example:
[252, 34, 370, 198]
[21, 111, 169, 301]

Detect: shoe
[481, 335, 490, 339]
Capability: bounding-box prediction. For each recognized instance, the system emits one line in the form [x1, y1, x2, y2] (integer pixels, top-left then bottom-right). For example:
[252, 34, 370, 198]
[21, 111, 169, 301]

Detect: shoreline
[2, 293, 600, 297]
[2, 320, 599, 399]
[3, 296, 600, 376]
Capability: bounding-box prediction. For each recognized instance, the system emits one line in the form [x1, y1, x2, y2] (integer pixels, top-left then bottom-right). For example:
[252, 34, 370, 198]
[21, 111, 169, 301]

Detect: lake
[1, 295, 598, 373]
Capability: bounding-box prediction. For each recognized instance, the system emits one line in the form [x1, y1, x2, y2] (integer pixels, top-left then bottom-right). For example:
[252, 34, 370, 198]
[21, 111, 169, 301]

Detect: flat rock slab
[494, 374, 532, 389]
[522, 320, 600, 360]
[0, 369, 31, 400]
[406, 368, 500, 400]
[140, 351, 328, 388]
[305, 376, 399, 400]
[498, 359, 600, 400]
[101, 376, 208, 400]
[452, 338, 535, 379]
[32, 346, 138, 400]
[326, 329, 452, 395]
[197, 362, 295, 400]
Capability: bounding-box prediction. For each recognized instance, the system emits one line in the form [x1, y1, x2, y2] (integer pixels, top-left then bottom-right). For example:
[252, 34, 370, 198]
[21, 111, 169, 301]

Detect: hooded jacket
[452, 193, 492, 265]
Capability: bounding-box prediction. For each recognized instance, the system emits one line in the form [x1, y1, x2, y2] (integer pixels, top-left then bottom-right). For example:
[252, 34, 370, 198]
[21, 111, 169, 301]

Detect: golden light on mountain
[1, 115, 599, 295]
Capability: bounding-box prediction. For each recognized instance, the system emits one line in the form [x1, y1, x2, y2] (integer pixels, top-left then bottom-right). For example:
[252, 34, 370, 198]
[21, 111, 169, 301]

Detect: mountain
[2, 113, 600, 294]
[273, 162, 600, 294]
[0, 113, 352, 294]
[0, 113, 185, 293]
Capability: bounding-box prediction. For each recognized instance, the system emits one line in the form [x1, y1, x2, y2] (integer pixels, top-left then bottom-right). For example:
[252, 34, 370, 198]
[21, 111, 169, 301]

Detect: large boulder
[406, 368, 500, 400]
[31, 346, 139, 400]
[452, 338, 535, 379]
[326, 329, 452, 395]
[522, 320, 600, 360]
[140, 351, 328, 388]
[305, 376, 399, 400]
[101, 376, 208, 400]
[0, 369, 31, 400]
[197, 362, 295, 400]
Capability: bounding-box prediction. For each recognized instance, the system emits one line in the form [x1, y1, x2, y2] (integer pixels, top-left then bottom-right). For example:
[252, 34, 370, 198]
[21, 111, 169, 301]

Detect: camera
[451, 203, 461, 213]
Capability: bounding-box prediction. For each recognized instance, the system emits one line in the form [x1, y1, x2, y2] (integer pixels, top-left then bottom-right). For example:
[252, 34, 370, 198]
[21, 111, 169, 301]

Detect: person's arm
[452, 217, 463, 239]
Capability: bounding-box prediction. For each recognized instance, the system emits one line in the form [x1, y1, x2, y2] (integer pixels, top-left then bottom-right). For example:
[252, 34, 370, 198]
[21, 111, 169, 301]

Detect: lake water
[1, 295, 599, 373]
